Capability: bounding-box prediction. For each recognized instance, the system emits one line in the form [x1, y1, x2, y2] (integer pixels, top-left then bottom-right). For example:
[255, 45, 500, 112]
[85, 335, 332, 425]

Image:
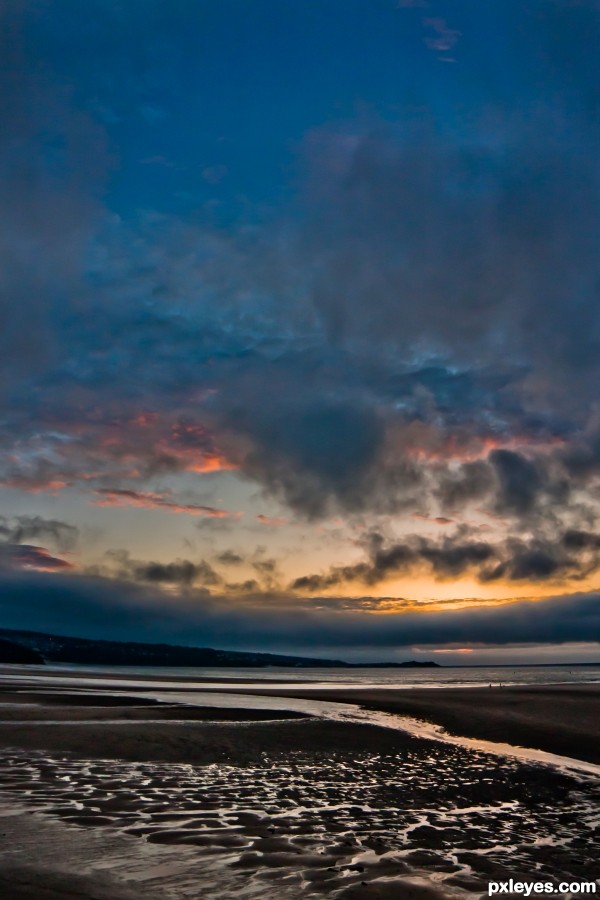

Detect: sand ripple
[1, 744, 599, 897]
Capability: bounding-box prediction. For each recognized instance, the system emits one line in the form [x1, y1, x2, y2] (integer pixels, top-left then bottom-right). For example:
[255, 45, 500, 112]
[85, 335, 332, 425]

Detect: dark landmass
[347, 661, 440, 668]
[0, 628, 349, 667]
[0, 638, 44, 665]
[0, 628, 439, 668]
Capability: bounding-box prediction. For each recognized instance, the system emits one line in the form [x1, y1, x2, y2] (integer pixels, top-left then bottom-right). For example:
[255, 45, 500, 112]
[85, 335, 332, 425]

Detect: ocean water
[9, 661, 600, 688]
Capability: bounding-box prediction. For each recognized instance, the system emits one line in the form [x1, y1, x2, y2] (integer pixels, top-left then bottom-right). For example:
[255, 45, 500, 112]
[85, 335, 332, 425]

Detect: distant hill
[0, 628, 439, 668]
[0, 637, 45, 665]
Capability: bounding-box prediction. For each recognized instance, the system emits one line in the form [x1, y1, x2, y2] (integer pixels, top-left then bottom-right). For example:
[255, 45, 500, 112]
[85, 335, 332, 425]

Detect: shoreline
[1, 676, 599, 766]
[205, 683, 600, 767]
[2, 669, 600, 765]
[2, 660, 600, 688]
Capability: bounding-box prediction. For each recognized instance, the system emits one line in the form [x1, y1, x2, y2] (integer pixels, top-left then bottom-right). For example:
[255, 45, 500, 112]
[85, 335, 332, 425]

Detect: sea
[10, 661, 600, 688]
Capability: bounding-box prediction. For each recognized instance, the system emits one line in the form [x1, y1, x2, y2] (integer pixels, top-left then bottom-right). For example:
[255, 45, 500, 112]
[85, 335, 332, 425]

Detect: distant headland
[0, 628, 439, 668]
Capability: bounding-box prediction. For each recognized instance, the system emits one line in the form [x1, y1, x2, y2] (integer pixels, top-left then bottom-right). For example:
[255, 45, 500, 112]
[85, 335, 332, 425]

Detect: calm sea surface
[32, 662, 600, 687]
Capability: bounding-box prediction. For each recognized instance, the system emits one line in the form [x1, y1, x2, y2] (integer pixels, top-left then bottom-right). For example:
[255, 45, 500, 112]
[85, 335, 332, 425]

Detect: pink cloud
[412, 513, 454, 525]
[92, 488, 236, 518]
[0, 412, 237, 495]
[257, 514, 288, 527]
[3, 544, 74, 571]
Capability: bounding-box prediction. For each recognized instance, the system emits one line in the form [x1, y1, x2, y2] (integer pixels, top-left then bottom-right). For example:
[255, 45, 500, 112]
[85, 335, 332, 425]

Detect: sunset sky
[2, 0, 600, 663]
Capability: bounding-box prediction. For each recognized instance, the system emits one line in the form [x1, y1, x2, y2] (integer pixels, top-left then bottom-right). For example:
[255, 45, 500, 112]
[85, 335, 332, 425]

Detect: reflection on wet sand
[1, 737, 599, 898]
[1, 672, 599, 898]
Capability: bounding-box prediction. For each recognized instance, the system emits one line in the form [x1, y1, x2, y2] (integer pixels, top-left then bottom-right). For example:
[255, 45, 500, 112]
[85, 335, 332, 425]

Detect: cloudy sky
[2, 0, 600, 663]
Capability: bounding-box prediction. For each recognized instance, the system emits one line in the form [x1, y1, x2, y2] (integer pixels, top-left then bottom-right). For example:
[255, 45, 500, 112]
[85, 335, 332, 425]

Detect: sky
[1, 0, 600, 664]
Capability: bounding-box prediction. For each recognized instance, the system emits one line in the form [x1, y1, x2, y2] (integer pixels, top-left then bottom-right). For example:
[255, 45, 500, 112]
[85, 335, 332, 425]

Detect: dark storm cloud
[0, 515, 78, 573]
[295, 116, 600, 384]
[435, 460, 495, 510]
[292, 528, 600, 590]
[134, 559, 222, 587]
[489, 450, 543, 517]
[292, 532, 495, 590]
[1, 0, 600, 533]
[0, 515, 78, 551]
[94, 550, 223, 588]
[0, 567, 598, 653]
[434, 448, 575, 526]
[563, 530, 600, 552]
[215, 550, 244, 566]
[218, 389, 411, 518]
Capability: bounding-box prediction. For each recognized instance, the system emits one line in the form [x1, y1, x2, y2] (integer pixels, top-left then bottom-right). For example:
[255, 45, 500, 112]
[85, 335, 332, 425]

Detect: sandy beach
[2, 680, 600, 764]
[219, 683, 600, 766]
[0, 673, 598, 898]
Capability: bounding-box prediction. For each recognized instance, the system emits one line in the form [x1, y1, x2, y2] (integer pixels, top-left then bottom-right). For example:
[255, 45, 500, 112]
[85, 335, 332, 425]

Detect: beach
[0, 671, 598, 899]
[219, 683, 600, 766]
[2, 679, 600, 765]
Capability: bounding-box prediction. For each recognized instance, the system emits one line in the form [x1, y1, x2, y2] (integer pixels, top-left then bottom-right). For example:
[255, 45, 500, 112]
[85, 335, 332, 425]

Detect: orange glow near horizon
[283, 563, 600, 609]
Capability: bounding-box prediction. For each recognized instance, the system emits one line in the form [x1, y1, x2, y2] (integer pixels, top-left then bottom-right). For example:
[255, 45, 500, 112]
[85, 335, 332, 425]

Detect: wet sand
[226, 683, 600, 766]
[0, 678, 599, 898]
[2, 729, 598, 899]
[3, 667, 599, 764]
[2, 684, 600, 765]
[0, 716, 418, 765]
[4, 671, 600, 759]
[0, 683, 414, 763]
